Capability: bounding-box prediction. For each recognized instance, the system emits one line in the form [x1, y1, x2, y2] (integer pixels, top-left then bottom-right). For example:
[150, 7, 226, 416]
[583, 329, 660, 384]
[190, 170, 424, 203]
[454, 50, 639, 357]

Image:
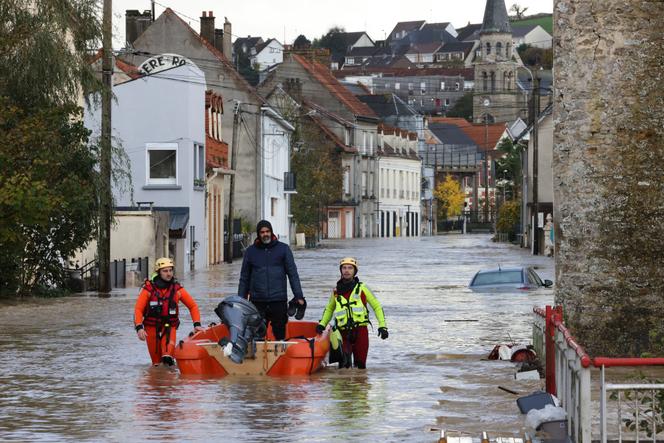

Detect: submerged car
[469, 267, 553, 291]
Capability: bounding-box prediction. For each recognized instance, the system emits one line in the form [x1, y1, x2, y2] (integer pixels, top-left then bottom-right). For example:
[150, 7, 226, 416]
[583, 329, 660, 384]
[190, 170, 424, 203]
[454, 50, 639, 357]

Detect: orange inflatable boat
[174, 321, 330, 377]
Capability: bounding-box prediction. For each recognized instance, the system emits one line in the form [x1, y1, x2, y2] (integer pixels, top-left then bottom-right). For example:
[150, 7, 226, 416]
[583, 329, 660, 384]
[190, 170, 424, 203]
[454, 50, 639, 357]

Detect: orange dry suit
[134, 278, 201, 365]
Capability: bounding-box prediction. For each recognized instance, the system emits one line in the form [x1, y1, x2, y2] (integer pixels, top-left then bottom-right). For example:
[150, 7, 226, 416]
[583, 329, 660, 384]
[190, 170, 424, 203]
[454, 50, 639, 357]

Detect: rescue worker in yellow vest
[134, 258, 204, 366]
[316, 257, 388, 369]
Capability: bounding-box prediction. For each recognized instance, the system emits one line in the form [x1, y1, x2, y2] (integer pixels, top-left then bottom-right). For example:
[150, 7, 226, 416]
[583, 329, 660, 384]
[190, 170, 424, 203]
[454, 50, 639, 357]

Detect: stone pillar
[554, 1, 664, 356]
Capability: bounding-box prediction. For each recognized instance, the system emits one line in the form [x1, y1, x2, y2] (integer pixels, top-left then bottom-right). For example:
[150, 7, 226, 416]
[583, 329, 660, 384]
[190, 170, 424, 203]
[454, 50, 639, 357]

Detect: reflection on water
[0, 235, 554, 441]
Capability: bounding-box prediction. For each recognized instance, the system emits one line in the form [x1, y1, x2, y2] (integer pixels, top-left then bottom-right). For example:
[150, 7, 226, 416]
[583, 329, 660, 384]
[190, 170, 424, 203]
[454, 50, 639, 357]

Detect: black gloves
[315, 324, 325, 335]
[377, 327, 389, 340]
[287, 298, 307, 320]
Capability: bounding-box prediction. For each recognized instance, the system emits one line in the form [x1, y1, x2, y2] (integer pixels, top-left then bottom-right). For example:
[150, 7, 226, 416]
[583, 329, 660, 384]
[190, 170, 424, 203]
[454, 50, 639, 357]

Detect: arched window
[503, 72, 508, 91]
[485, 42, 491, 56]
[482, 71, 488, 91]
[506, 43, 512, 58]
[507, 72, 513, 90]
[490, 71, 496, 92]
[496, 42, 503, 58]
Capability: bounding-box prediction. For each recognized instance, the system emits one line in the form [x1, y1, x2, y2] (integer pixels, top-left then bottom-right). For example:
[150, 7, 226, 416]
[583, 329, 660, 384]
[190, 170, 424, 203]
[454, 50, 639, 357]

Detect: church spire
[480, 0, 512, 34]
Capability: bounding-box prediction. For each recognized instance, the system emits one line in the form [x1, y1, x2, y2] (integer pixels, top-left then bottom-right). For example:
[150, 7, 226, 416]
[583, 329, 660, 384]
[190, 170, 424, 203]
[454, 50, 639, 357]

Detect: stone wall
[554, 1, 664, 356]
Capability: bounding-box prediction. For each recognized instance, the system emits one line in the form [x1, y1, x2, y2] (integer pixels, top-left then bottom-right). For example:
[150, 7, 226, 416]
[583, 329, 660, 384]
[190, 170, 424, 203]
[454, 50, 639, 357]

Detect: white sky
[112, 0, 552, 48]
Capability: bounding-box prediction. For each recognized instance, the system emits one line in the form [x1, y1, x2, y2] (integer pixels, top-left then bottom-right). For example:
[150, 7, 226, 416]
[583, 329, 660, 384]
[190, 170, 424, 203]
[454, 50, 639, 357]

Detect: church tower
[473, 0, 521, 124]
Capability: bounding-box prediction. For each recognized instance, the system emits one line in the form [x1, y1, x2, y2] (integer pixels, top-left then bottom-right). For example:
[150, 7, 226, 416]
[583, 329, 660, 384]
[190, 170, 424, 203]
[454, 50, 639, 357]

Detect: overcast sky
[112, 0, 552, 48]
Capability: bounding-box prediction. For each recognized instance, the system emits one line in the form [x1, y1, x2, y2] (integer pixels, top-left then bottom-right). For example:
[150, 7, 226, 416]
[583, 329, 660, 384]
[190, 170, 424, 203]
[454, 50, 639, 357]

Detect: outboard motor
[214, 296, 266, 364]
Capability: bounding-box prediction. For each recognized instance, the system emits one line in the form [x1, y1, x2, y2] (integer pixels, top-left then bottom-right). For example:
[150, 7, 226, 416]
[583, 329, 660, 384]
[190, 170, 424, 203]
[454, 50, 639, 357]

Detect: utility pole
[483, 114, 489, 223]
[225, 102, 241, 263]
[98, 0, 113, 293]
[532, 76, 541, 255]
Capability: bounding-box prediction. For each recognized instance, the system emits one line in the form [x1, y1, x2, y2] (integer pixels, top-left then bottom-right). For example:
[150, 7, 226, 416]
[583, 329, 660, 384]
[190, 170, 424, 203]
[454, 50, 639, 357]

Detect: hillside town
[74, 2, 554, 278]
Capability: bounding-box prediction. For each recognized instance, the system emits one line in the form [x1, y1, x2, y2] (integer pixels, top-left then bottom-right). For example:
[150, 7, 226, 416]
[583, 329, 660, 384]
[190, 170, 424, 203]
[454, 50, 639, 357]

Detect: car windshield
[472, 270, 523, 285]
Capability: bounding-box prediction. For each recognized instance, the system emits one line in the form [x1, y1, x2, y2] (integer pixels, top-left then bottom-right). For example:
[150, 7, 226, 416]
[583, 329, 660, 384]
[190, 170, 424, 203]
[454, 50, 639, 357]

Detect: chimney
[223, 18, 232, 58]
[214, 29, 224, 54]
[125, 10, 152, 45]
[200, 11, 215, 44]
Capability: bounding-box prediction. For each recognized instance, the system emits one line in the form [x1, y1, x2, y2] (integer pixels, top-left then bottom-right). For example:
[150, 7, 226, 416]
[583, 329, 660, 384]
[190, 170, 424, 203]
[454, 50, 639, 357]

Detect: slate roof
[406, 28, 457, 45]
[356, 94, 418, 118]
[340, 81, 371, 96]
[337, 31, 372, 48]
[428, 117, 506, 151]
[388, 20, 426, 40]
[510, 24, 539, 38]
[480, 0, 512, 34]
[336, 67, 474, 79]
[233, 36, 263, 53]
[291, 53, 377, 118]
[456, 23, 482, 41]
[428, 122, 477, 146]
[346, 46, 379, 57]
[254, 38, 281, 54]
[436, 41, 475, 56]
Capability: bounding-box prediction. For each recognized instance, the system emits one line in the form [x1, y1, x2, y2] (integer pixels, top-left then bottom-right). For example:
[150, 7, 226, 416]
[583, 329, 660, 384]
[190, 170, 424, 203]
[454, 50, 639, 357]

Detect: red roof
[291, 53, 377, 118]
[90, 49, 141, 79]
[428, 117, 506, 151]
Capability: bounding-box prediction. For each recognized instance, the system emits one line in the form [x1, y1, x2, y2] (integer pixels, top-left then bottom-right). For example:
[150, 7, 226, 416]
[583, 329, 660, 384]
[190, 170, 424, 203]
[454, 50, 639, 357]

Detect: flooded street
[0, 235, 554, 442]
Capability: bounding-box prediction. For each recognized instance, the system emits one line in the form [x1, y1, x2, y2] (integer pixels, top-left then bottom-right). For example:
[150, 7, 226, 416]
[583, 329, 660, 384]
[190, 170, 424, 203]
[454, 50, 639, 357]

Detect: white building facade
[377, 127, 422, 238]
[251, 39, 283, 71]
[260, 107, 295, 243]
[85, 59, 208, 274]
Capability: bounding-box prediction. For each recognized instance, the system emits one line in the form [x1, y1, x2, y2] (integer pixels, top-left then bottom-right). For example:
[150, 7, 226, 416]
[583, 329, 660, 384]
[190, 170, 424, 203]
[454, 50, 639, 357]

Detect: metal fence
[131, 256, 149, 281]
[534, 306, 664, 442]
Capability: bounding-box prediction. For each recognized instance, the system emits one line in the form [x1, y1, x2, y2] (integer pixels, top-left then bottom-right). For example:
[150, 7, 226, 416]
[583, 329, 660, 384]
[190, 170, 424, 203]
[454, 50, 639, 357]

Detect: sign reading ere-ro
[139, 54, 189, 76]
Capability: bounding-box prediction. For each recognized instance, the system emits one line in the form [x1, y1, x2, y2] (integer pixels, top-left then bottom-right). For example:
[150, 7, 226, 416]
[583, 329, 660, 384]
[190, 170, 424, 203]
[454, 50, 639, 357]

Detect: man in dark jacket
[237, 220, 305, 340]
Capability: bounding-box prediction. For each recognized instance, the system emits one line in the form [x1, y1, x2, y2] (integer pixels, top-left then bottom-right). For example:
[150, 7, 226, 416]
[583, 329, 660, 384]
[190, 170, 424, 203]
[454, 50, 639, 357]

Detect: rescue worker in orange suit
[134, 258, 204, 366]
[316, 257, 388, 369]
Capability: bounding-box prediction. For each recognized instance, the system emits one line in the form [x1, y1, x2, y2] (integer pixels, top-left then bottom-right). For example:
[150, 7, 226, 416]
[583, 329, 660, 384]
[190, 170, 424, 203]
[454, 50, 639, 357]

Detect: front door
[328, 211, 340, 239]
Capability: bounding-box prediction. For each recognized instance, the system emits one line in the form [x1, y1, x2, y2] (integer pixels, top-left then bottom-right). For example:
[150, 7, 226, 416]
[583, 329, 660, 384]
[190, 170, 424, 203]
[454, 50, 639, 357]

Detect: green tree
[495, 137, 523, 200]
[0, 101, 99, 295]
[433, 175, 465, 220]
[517, 44, 553, 69]
[496, 200, 520, 235]
[290, 118, 343, 239]
[237, 51, 259, 86]
[0, 0, 103, 296]
[0, 0, 102, 106]
[446, 92, 473, 121]
[312, 27, 348, 56]
[293, 34, 311, 50]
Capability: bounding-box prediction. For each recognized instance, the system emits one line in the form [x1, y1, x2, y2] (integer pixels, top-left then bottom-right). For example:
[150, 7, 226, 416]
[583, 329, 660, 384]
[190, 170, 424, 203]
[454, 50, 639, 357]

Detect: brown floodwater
[0, 235, 554, 441]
